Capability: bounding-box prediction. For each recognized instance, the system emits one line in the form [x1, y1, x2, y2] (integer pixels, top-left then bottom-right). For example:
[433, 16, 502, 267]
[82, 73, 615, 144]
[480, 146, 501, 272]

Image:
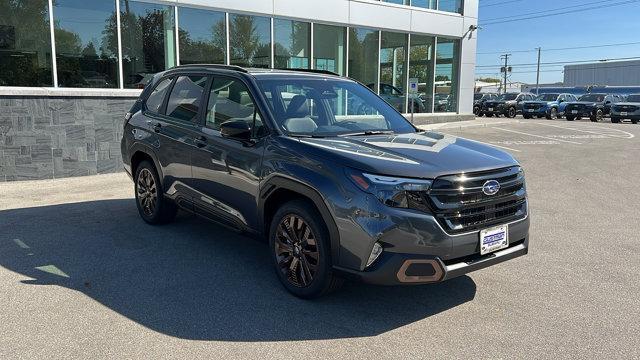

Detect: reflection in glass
[119, 0, 176, 89]
[381, 0, 409, 4]
[0, 0, 53, 86]
[348, 27, 379, 90]
[178, 7, 226, 65]
[53, 0, 118, 88]
[409, 34, 435, 113]
[313, 24, 346, 76]
[410, 0, 437, 10]
[229, 14, 271, 68]
[274, 19, 309, 69]
[435, 37, 459, 113]
[380, 31, 408, 113]
[438, 0, 464, 14]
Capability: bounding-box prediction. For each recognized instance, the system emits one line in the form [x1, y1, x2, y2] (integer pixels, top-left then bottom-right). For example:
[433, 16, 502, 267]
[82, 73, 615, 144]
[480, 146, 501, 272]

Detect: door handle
[194, 136, 207, 148]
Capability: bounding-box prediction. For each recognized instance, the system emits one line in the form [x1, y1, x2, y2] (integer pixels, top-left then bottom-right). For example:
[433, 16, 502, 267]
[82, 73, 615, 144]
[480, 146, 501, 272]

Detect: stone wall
[0, 96, 136, 181]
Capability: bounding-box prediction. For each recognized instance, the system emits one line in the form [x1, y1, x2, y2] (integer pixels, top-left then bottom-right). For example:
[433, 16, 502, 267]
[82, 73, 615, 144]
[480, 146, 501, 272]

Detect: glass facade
[178, 7, 226, 65]
[348, 27, 379, 90]
[0, 1, 464, 113]
[380, 0, 459, 13]
[53, 0, 119, 88]
[120, 1, 175, 89]
[0, 0, 53, 86]
[380, 31, 408, 113]
[409, 34, 435, 113]
[313, 24, 346, 76]
[229, 14, 271, 68]
[274, 19, 310, 69]
[435, 37, 459, 113]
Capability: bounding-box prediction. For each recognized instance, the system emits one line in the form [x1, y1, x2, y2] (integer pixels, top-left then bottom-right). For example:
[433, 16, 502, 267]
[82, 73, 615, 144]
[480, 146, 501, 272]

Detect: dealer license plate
[488, 107, 493, 112]
[480, 224, 509, 255]
[620, 112, 628, 116]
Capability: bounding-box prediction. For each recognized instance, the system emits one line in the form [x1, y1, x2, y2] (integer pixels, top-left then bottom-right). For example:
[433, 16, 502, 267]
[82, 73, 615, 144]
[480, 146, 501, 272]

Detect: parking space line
[533, 122, 635, 139]
[439, 133, 521, 152]
[493, 127, 582, 145]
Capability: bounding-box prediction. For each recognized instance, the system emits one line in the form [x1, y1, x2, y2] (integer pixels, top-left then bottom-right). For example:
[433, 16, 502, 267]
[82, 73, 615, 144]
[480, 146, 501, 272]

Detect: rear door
[146, 73, 209, 205]
[190, 75, 268, 230]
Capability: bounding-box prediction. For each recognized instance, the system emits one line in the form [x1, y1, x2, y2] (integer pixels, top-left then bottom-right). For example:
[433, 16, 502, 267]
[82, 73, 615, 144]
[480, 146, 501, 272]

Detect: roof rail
[171, 64, 249, 73]
[274, 68, 340, 77]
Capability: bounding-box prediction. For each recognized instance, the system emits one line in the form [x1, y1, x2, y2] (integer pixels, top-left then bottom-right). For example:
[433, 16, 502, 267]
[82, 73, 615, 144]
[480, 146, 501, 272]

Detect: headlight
[346, 169, 432, 210]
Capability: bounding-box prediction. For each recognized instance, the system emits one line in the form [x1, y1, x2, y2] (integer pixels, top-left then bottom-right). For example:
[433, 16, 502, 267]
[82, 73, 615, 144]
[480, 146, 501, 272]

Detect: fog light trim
[366, 242, 383, 268]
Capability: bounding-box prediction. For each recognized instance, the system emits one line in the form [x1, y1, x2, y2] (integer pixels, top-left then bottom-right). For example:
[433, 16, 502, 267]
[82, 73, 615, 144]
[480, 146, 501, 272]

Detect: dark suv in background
[611, 94, 640, 124]
[521, 93, 578, 120]
[121, 65, 529, 298]
[474, 93, 499, 117]
[482, 92, 536, 118]
[564, 93, 620, 122]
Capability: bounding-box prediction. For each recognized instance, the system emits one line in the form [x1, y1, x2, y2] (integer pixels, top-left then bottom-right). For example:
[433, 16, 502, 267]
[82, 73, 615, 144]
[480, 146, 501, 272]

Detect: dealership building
[0, 0, 479, 181]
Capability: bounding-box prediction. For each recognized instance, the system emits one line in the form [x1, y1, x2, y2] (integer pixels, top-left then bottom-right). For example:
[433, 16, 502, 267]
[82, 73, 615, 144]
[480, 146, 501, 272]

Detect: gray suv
[121, 65, 530, 298]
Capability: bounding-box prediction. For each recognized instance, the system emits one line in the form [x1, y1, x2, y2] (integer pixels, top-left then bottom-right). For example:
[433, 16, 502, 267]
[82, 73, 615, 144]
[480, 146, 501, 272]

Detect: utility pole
[500, 54, 511, 94]
[535, 47, 541, 95]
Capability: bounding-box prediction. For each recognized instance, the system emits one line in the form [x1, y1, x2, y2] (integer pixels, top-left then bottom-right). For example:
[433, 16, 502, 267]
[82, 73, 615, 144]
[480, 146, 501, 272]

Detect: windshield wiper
[288, 133, 326, 138]
[339, 130, 395, 137]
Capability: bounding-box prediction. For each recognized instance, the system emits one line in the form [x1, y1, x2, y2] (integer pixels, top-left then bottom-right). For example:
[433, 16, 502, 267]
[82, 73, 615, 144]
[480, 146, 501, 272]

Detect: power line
[479, 0, 640, 25]
[482, 0, 612, 21]
[476, 41, 640, 55]
[480, 0, 524, 8]
[476, 56, 640, 68]
[476, 63, 640, 75]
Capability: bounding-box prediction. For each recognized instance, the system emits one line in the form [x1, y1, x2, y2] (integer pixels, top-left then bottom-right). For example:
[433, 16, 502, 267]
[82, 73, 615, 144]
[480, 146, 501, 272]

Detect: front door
[190, 75, 267, 230]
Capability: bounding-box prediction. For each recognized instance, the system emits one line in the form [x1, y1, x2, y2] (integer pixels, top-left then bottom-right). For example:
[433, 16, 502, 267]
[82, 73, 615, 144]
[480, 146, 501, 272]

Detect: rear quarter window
[145, 78, 173, 114]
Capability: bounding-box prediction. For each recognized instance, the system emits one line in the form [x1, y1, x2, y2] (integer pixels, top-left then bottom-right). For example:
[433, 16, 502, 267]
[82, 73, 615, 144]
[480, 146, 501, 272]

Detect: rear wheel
[473, 106, 482, 117]
[507, 107, 517, 118]
[611, 116, 621, 123]
[632, 119, 638, 125]
[546, 107, 558, 120]
[523, 114, 532, 119]
[134, 161, 177, 224]
[269, 200, 342, 299]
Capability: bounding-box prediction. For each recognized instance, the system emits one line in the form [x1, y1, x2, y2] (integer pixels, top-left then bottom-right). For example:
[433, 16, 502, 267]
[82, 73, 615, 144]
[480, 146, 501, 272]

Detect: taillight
[124, 112, 132, 128]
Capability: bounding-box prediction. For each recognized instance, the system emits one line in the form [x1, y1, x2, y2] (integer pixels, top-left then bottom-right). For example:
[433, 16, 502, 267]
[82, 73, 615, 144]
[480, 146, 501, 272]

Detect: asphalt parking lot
[1, 118, 639, 359]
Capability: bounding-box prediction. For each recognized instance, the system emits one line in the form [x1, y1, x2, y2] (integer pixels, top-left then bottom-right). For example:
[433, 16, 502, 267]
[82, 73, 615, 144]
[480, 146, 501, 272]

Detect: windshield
[499, 93, 518, 101]
[537, 94, 559, 101]
[626, 94, 640, 102]
[474, 93, 484, 100]
[256, 78, 416, 137]
[579, 94, 605, 102]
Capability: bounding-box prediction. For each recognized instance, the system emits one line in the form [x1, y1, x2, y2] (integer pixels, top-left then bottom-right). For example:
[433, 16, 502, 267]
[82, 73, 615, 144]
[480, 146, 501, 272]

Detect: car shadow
[0, 199, 477, 341]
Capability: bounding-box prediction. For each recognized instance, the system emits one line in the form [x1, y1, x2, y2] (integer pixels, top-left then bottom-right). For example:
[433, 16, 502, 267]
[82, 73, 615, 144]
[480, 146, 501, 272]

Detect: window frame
[201, 73, 270, 139]
[164, 73, 211, 124]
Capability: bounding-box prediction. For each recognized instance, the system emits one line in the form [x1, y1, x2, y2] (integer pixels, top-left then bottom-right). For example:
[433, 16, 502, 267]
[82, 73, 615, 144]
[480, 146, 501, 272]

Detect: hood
[294, 132, 518, 179]
[613, 102, 640, 107]
[523, 100, 554, 106]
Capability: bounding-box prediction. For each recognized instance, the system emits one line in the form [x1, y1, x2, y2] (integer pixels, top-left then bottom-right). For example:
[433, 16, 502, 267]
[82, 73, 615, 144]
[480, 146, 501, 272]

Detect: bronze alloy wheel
[275, 214, 319, 287]
[137, 168, 157, 217]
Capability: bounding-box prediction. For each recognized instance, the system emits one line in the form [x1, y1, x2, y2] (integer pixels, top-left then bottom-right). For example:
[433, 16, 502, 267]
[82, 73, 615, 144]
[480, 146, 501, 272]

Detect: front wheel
[473, 106, 482, 117]
[134, 161, 177, 224]
[566, 115, 575, 121]
[507, 107, 517, 118]
[269, 200, 342, 299]
[485, 113, 494, 118]
[591, 109, 603, 122]
[523, 114, 532, 119]
[546, 107, 558, 120]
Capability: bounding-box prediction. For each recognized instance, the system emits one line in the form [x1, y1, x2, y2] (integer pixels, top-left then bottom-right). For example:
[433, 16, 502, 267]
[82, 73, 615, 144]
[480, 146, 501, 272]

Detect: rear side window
[166, 75, 208, 122]
[146, 78, 173, 113]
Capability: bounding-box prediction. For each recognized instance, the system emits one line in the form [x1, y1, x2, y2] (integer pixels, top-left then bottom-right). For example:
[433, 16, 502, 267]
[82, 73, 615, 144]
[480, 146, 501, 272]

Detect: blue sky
[476, 0, 640, 84]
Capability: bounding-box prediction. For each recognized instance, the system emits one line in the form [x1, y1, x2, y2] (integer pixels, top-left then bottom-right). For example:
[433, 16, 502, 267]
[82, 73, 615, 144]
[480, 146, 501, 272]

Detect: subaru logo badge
[482, 180, 500, 196]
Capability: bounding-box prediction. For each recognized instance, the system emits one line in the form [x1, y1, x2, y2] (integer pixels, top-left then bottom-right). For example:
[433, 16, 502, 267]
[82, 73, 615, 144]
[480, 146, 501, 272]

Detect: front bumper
[523, 107, 547, 116]
[335, 238, 528, 285]
[566, 108, 595, 117]
[611, 111, 640, 120]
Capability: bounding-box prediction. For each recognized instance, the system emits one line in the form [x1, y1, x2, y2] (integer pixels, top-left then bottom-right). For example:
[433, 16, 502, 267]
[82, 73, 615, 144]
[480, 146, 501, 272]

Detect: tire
[590, 109, 603, 122]
[523, 114, 532, 119]
[632, 119, 638, 125]
[507, 107, 517, 118]
[485, 113, 494, 118]
[566, 115, 575, 121]
[269, 199, 343, 299]
[473, 106, 483, 117]
[611, 116, 620, 124]
[536, 115, 544, 119]
[546, 107, 558, 120]
[134, 161, 177, 225]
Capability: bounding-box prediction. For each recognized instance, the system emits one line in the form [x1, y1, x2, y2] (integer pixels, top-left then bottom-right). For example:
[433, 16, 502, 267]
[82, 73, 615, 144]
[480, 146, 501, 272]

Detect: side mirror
[220, 120, 252, 141]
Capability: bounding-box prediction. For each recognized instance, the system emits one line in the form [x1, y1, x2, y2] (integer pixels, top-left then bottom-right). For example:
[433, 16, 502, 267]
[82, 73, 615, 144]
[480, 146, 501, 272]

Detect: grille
[424, 166, 527, 234]
[524, 103, 543, 110]
[614, 105, 638, 112]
